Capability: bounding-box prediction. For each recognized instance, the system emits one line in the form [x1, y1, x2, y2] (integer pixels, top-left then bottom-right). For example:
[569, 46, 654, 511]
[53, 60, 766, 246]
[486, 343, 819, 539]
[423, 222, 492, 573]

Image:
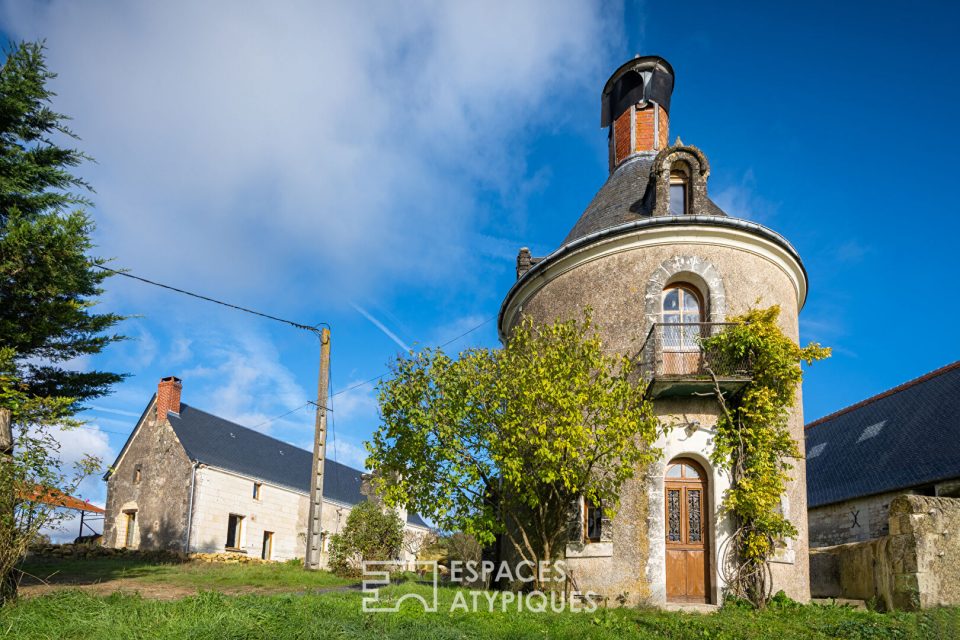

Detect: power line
[439, 316, 496, 348]
[94, 265, 326, 334]
[250, 402, 313, 431]
[330, 315, 495, 398]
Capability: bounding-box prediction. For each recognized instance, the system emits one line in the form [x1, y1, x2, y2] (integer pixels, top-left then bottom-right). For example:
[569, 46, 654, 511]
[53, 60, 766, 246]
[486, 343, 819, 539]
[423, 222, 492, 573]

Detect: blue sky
[3, 1, 959, 538]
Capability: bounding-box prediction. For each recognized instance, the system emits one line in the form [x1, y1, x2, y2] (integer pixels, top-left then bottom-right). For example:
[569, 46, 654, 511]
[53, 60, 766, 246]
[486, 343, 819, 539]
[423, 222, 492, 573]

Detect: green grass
[20, 556, 353, 592]
[2, 581, 959, 639]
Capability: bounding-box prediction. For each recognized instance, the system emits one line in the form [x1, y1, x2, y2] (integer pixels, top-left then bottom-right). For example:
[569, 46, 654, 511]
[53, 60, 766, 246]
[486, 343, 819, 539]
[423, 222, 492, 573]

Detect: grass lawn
[2, 576, 959, 639]
[18, 555, 353, 595]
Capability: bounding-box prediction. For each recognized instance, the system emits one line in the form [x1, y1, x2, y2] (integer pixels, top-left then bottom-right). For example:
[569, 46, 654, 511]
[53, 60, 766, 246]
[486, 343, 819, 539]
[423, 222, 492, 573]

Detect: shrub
[328, 501, 403, 577]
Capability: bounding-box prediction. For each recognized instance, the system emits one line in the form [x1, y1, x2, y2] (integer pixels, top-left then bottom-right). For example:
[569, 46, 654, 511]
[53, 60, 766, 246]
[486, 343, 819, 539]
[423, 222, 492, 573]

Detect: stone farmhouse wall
[809, 490, 910, 548]
[188, 466, 428, 566]
[187, 466, 312, 562]
[102, 404, 194, 551]
[810, 495, 960, 610]
[810, 479, 960, 548]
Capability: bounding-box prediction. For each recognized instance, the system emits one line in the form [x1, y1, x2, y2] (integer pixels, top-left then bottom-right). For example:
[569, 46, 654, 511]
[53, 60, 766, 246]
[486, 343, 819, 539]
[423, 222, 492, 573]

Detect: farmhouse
[806, 361, 960, 548]
[102, 376, 429, 564]
[500, 56, 810, 604]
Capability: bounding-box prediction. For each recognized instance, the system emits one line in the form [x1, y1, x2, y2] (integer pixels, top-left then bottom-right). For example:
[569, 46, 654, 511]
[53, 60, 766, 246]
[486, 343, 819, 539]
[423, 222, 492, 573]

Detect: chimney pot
[156, 376, 182, 421]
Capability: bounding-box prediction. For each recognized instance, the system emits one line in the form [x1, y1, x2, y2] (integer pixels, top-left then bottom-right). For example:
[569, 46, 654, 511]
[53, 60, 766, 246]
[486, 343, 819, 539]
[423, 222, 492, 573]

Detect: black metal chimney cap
[601, 56, 675, 128]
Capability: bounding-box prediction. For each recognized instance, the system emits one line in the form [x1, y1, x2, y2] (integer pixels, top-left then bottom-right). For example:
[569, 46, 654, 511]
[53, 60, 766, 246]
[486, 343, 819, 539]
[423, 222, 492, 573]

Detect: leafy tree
[702, 306, 829, 606]
[327, 501, 404, 577]
[0, 41, 125, 603]
[367, 311, 660, 584]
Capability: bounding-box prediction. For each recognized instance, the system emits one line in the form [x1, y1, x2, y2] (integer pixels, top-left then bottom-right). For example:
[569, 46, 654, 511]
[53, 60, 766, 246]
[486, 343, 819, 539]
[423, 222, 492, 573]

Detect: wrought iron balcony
[638, 322, 752, 398]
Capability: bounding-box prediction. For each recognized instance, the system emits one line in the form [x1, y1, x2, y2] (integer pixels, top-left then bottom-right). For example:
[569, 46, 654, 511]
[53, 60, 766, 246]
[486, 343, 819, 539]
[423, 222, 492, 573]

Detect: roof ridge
[176, 402, 356, 472]
[805, 360, 960, 431]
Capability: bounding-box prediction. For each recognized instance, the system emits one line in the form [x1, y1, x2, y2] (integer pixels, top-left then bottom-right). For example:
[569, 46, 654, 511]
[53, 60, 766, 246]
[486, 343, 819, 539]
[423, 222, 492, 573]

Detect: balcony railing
[638, 322, 752, 398]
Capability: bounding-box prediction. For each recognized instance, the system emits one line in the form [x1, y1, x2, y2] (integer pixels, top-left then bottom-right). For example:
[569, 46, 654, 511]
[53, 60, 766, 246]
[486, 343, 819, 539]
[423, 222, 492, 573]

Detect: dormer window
[669, 164, 690, 215]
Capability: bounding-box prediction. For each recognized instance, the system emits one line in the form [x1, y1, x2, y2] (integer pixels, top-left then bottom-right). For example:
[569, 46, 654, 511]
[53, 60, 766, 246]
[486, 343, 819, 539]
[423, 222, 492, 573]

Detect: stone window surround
[644, 255, 727, 332]
[651, 145, 710, 218]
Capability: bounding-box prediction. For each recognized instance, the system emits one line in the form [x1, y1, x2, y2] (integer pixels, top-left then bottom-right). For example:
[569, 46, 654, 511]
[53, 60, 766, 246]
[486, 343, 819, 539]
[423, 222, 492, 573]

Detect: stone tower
[499, 56, 809, 605]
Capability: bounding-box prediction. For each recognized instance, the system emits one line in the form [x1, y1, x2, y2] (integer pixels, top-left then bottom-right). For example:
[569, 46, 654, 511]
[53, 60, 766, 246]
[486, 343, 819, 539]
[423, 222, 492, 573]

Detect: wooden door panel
[685, 550, 706, 600]
[666, 550, 687, 599]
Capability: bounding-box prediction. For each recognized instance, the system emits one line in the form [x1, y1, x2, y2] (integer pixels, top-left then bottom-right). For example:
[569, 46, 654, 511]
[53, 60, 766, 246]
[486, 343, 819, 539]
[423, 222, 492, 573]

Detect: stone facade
[102, 399, 194, 551]
[809, 490, 913, 548]
[809, 480, 960, 548]
[184, 465, 394, 564]
[502, 231, 809, 604]
[810, 495, 960, 610]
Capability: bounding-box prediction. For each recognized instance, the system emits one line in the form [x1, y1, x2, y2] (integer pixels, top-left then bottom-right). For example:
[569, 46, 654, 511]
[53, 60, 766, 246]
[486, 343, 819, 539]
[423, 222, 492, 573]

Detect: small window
[226, 514, 244, 549]
[133, 465, 142, 484]
[584, 498, 603, 543]
[669, 165, 690, 215]
[262, 531, 274, 560]
[253, 482, 262, 500]
[669, 183, 687, 215]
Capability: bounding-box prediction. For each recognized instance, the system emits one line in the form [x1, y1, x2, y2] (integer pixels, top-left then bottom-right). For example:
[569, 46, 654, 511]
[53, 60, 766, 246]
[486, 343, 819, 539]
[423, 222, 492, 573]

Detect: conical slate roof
[562, 153, 729, 245]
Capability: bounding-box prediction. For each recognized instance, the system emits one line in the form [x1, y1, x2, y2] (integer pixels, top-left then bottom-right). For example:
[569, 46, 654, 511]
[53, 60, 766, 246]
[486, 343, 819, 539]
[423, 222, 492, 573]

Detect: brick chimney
[156, 376, 182, 421]
[601, 56, 675, 171]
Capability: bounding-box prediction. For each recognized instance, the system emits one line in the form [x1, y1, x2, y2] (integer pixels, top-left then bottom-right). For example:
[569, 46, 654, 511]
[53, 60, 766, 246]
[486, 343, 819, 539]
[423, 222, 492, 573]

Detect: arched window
[662, 285, 702, 351]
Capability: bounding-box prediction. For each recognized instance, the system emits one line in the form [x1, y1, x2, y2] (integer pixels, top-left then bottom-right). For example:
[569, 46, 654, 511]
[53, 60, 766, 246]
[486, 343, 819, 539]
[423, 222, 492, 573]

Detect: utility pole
[304, 327, 331, 570]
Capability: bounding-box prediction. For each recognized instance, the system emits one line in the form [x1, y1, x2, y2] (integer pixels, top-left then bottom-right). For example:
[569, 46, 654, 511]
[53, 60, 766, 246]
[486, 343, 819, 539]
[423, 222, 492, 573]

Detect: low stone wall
[26, 543, 277, 565]
[810, 495, 960, 610]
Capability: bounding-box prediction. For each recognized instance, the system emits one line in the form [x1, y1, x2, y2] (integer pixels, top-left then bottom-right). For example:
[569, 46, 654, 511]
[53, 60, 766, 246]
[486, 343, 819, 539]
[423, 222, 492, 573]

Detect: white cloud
[711, 170, 779, 222]
[429, 313, 494, 349]
[330, 378, 379, 424]
[179, 328, 309, 432]
[328, 438, 370, 471]
[1, 0, 618, 302]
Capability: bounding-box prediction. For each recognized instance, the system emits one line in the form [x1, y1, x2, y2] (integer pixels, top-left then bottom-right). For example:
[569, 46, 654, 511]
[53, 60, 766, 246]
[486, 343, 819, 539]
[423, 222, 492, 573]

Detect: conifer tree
[0, 41, 124, 603]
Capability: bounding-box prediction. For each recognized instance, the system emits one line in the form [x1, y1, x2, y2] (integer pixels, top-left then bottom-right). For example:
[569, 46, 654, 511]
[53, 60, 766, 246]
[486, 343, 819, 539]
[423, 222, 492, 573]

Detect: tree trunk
[0, 408, 18, 604]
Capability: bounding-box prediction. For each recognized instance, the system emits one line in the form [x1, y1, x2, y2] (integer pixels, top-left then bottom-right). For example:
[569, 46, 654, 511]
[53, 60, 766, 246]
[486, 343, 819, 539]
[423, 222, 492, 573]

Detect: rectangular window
[133, 465, 142, 484]
[261, 531, 274, 560]
[226, 514, 244, 549]
[123, 511, 137, 547]
[669, 183, 687, 215]
[584, 498, 603, 543]
[253, 482, 262, 500]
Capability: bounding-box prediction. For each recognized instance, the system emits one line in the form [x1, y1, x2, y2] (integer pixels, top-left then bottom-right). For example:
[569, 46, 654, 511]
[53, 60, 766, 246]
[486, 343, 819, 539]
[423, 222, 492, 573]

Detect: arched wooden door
[665, 459, 709, 603]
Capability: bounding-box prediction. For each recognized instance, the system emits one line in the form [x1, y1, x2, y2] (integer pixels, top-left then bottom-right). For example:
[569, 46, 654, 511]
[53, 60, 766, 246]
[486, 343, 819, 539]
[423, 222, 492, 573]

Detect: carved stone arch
[644, 255, 726, 330]
[651, 144, 711, 216]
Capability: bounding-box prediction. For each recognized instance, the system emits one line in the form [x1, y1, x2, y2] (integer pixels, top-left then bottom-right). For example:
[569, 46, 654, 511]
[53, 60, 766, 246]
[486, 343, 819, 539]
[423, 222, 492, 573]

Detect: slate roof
[562, 153, 728, 245]
[165, 403, 428, 527]
[805, 361, 960, 508]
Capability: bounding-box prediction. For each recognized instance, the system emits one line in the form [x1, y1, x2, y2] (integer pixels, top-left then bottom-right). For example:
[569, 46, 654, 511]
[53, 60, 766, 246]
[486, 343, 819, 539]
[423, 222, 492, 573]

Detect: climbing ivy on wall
[701, 306, 830, 606]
